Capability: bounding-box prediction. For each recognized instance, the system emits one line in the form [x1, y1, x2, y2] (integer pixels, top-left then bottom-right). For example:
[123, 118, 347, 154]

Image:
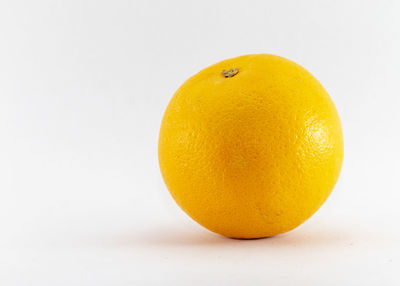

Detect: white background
[1, 0, 399, 285]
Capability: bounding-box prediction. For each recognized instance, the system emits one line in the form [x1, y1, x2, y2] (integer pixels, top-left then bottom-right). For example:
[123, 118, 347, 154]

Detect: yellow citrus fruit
[158, 54, 343, 239]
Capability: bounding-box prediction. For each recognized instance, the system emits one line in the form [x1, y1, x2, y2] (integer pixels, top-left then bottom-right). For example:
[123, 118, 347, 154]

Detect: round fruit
[158, 54, 343, 239]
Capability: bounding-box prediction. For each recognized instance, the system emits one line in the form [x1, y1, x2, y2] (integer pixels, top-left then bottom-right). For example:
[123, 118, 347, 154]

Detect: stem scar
[222, 68, 239, 78]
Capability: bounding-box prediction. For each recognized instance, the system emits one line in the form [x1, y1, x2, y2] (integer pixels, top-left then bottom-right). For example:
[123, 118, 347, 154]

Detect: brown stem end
[222, 68, 239, 78]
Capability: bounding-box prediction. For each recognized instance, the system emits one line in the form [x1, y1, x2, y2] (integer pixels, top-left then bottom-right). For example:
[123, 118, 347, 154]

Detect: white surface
[1, 0, 400, 285]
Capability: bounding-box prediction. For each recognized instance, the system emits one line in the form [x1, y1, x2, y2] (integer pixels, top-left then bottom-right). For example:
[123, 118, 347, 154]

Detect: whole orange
[158, 54, 343, 239]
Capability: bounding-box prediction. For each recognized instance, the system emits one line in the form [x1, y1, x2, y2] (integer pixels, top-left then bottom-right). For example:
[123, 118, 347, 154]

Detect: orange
[158, 54, 343, 239]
